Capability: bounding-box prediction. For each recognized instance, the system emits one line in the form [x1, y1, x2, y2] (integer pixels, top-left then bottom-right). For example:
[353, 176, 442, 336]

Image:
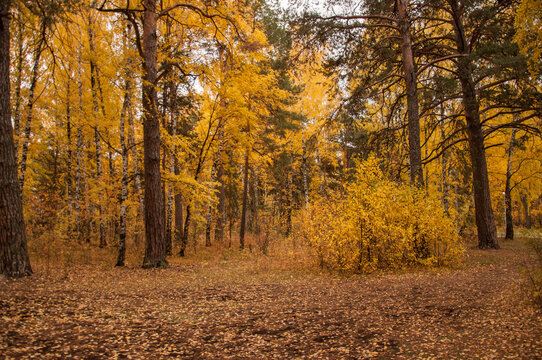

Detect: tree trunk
[66, 76, 73, 234]
[252, 168, 259, 234]
[397, 0, 424, 187]
[75, 53, 85, 242]
[180, 204, 190, 256]
[141, 0, 167, 268]
[286, 143, 294, 237]
[504, 128, 517, 240]
[116, 78, 130, 267]
[165, 85, 176, 256]
[0, 2, 32, 277]
[13, 7, 23, 141]
[450, 0, 499, 249]
[239, 147, 250, 249]
[521, 192, 531, 229]
[205, 163, 216, 247]
[302, 134, 309, 208]
[174, 157, 184, 250]
[19, 20, 45, 191]
[88, 19, 107, 248]
[127, 97, 145, 223]
[214, 129, 226, 243]
[439, 107, 450, 215]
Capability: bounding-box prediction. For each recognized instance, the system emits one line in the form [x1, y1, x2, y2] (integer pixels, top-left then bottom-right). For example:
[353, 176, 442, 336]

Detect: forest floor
[1, 236, 541, 359]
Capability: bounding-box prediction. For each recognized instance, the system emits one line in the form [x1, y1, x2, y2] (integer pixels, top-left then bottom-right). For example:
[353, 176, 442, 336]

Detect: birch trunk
[66, 76, 73, 234]
[239, 147, 250, 249]
[75, 53, 85, 241]
[19, 21, 45, 190]
[302, 134, 309, 209]
[88, 19, 106, 248]
[174, 157, 184, 251]
[214, 128, 226, 243]
[165, 83, 176, 255]
[116, 80, 130, 267]
[205, 164, 216, 247]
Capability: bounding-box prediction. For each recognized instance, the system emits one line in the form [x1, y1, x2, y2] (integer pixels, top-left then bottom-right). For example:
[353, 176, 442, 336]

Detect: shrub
[295, 157, 464, 272]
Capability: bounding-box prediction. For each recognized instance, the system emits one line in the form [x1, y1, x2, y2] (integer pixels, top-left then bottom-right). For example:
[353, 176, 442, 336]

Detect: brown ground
[1, 238, 541, 359]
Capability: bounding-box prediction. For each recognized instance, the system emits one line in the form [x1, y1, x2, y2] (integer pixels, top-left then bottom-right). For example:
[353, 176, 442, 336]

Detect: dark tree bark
[141, 0, 167, 268]
[239, 147, 250, 249]
[521, 193, 531, 229]
[180, 204, 190, 256]
[396, 0, 423, 187]
[450, 0, 499, 249]
[116, 75, 131, 267]
[12, 6, 23, 141]
[504, 129, 517, 240]
[0, 2, 32, 277]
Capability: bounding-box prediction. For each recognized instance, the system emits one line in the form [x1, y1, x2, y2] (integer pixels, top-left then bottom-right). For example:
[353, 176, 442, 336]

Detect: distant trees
[2, 0, 541, 274]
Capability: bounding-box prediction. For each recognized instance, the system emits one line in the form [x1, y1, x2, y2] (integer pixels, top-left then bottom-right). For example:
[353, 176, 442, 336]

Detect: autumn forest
[1, 0, 541, 358]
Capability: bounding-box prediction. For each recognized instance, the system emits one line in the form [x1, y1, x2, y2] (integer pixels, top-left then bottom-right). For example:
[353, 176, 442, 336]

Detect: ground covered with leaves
[1, 238, 541, 359]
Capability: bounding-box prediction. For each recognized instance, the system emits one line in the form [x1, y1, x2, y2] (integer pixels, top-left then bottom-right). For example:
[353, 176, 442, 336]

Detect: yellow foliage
[295, 157, 464, 272]
[515, 0, 542, 75]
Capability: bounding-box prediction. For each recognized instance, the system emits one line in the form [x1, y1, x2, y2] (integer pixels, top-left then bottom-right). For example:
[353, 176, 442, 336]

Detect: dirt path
[1, 242, 541, 359]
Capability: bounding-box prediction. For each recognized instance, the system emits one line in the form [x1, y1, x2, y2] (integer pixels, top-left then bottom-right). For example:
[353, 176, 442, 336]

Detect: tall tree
[448, 0, 499, 249]
[0, 0, 32, 277]
[141, 0, 167, 268]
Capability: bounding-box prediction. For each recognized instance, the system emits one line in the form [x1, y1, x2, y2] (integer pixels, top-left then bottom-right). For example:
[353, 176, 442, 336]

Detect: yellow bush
[295, 157, 464, 272]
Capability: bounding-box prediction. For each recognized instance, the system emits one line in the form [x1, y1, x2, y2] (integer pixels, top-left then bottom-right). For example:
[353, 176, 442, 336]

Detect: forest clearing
[1, 236, 541, 359]
[1, 0, 542, 358]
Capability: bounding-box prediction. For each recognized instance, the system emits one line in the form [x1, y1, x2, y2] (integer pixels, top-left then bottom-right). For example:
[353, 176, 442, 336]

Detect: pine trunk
[451, 1, 499, 249]
[0, 2, 32, 277]
[504, 129, 517, 240]
[439, 108, 450, 215]
[180, 204, 190, 257]
[141, 0, 167, 268]
[521, 193, 531, 229]
[397, 0, 424, 187]
[13, 9, 23, 141]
